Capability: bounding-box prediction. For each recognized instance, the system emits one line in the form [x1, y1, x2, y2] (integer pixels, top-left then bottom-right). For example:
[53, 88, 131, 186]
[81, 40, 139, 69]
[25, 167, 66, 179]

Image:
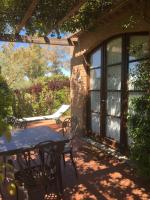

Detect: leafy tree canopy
[0, 43, 71, 89]
[0, 0, 79, 35]
[0, 0, 120, 35]
[61, 0, 113, 33]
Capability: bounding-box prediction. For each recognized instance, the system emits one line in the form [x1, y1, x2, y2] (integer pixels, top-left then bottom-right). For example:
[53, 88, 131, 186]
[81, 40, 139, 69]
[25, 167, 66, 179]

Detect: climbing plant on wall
[128, 59, 150, 179]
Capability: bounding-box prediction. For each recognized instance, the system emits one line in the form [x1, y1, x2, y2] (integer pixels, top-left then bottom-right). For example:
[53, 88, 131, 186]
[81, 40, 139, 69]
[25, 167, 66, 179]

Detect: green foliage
[12, 75, 70, 117]
[0, 43, 70, 89]
[0, 0, 78, 35]
[0, 0, 114, 35]
[128, 59, 150, 179]
[61, 0, 112, 32]
[0, 75, 12, 139]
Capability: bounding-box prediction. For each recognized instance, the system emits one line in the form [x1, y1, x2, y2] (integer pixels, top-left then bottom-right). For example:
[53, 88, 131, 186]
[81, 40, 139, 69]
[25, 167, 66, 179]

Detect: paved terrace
[1, 119, 150, 200]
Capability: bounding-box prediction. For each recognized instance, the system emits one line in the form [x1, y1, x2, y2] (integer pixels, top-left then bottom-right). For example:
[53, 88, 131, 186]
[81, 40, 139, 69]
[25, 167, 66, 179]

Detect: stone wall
[70, 4, 150, 134]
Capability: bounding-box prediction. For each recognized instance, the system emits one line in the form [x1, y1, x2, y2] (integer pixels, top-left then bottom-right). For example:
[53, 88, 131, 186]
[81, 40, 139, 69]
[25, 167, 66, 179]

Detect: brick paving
[1, 120, 150, 200]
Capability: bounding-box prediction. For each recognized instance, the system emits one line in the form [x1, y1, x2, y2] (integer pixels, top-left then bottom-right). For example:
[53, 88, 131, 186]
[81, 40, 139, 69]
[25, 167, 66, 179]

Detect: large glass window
[89, 33, 149, 145]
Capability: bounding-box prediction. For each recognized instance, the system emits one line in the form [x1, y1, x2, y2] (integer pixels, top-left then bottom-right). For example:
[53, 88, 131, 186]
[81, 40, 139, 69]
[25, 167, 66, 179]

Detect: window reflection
[128, 62, 139, 90]
[91, 91, 100, 112]
[90, 68, 101, 89]
[107, 92, 121, 116]
[107, 38, 122, 65]
[91, 113, 100, 134]
[90, 49, 101, 68]
[107, 65, 121, 90]
[106, 116, 120, 142]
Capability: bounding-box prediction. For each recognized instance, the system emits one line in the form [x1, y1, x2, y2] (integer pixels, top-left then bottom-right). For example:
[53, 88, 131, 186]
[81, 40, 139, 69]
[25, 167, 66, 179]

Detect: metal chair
[61, 116, 78, 177]
[35, 141, 64, 197]
[6, 116, 27, 129]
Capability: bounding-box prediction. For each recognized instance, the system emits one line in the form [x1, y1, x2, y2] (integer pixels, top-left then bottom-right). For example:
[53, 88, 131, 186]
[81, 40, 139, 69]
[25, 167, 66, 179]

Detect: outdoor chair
[61, 116, 78, 177]
[6, 116, 27, 129]
[35, 141, 64, 197]
[13, 141, 64, 199]
[13, 147, 44, 200]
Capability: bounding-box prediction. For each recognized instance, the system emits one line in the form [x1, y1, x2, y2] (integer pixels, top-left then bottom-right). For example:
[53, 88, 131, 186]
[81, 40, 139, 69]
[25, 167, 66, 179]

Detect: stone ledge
[81, 137, 129, 162]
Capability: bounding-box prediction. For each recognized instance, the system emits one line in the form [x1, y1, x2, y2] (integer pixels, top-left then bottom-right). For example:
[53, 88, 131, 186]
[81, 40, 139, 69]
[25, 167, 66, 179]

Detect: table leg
[3, 156, 7, 182]
[57, 158, 63, 195]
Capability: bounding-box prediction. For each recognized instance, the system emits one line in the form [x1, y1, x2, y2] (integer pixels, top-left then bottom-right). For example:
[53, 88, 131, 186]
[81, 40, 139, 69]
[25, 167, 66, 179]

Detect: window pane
[107, 65, 121, 90]
[90, 49, 101, 68]
[129, 35, 149, 61]
[90, 68, 101, 89]
[91, 91, 100, 112]
[128, 62, 139, 90]
[107, 92, 121, 116]
[107, 38, 122, 65]
[91, 113, 100, 134]
[106, 116, 120, 142]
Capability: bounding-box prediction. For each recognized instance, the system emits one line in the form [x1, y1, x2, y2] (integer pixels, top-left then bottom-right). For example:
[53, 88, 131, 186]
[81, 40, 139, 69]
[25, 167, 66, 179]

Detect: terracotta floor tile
[1, 121, 150, 200]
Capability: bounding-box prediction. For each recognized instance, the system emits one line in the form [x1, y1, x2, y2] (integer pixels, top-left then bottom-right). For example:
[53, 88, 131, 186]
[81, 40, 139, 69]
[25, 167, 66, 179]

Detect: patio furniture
[61, 116, 78, 177]
[14, 141, 64, 199]
[20, 104, 70, 124]
[0, 126, 68, 199]
[35, 141, 64, 196]
[6, 116, 27, 129]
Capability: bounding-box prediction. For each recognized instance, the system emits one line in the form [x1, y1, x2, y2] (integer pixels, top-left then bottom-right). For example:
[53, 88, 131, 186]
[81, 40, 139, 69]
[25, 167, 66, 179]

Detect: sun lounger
[21, 104, 70, 123]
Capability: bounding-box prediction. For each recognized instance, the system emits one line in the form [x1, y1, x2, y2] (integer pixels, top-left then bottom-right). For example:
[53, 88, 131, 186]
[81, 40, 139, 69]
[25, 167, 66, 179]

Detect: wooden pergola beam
[0, 34, 72, 46]
[15, 0, 38, 34]
[47, 0, 87, 35]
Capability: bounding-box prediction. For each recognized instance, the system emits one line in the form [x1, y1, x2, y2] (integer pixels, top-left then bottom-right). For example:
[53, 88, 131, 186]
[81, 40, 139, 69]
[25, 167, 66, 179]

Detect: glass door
[90, 48, 101, 134]
[106, 38, 122, 142]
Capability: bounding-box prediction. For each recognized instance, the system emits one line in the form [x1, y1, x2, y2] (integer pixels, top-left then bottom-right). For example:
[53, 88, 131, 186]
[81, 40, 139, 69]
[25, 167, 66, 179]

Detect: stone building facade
[69, 0, 150, 150]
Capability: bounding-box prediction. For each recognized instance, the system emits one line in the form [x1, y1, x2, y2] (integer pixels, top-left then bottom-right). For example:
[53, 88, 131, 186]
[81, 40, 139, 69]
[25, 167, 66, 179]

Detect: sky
[0, 41, 71, 76]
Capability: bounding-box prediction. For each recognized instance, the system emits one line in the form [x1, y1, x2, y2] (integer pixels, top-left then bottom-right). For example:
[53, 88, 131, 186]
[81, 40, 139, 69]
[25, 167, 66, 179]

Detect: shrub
[128, 60, 150, 179]
[0, 75, 12, 138]
[12, 75, 70, 117]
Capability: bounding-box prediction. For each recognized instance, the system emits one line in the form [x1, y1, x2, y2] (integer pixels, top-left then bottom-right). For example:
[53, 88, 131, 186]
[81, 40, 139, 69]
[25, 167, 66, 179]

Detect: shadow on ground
[1, 120, 150, 200]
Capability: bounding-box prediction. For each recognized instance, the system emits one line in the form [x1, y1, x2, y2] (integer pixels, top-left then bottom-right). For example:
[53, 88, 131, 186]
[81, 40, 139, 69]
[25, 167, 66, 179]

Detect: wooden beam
[15, 0, 38, 34]
[0, 34, 72, 46]
[47, 0, 87, 35]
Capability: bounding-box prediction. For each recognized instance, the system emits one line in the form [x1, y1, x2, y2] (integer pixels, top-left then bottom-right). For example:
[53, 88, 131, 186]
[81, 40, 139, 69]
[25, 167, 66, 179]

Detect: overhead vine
[61, 0, 113, 33]
[0, 0, 113, 36]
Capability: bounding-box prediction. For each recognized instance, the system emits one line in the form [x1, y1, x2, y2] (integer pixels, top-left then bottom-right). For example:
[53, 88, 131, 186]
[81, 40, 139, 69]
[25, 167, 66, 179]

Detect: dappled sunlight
[109, 172, 122, 179]
[119, 178, 135, 188]
[1, 121, 149, 200]
[71, 184, 97, 200]
[76, 156, 108, 172]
